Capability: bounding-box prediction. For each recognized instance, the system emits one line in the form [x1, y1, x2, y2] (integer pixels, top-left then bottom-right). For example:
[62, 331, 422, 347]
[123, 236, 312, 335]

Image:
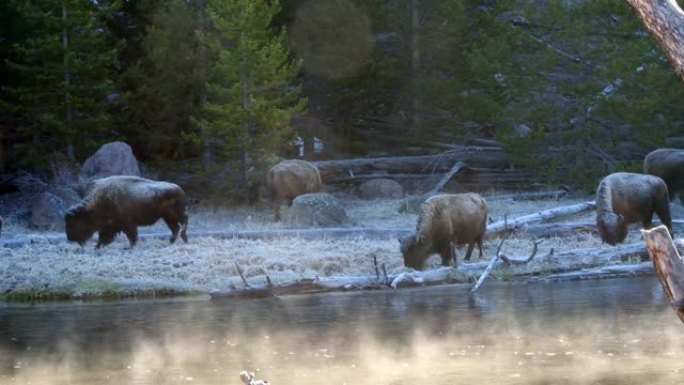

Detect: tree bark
[626, 0, 684, 82]
[641, 225, 684, 324]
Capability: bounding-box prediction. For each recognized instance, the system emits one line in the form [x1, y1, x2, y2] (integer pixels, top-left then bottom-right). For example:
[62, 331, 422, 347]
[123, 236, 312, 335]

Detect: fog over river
[1, 277, 683, 385]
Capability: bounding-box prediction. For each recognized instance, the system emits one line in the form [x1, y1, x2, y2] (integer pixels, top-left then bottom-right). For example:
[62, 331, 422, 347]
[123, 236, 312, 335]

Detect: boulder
[358, 178, 404, 200]
[30, 191, 69, 231]
[285, 193, 349, 227]
[79, 141, 140, 183]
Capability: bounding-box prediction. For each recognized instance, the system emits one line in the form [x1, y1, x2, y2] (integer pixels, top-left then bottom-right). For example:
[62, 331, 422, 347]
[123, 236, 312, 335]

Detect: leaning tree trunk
[626, 0, 684, 82]
[642, 225, 684, 324]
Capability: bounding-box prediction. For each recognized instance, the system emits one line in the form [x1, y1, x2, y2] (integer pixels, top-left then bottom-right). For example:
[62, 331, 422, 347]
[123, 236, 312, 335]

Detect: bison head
[399, 235, 429, 270]
[64, 205, 97, 246]
[596, 211, 627, 246]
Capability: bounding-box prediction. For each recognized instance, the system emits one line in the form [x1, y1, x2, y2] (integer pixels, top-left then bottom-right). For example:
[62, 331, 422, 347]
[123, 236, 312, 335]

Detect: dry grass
[0, 191, 658, 299]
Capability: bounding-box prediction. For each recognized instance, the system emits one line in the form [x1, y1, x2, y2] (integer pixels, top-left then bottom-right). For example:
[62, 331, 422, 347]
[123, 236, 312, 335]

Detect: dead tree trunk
[626, 0, 684, 82]
[311, 148, 509, 181]
[486, 201, 596, 236]
[426, 161, 467, 196]
[210, 241, 649, 298]
[641, 225, 684, 324]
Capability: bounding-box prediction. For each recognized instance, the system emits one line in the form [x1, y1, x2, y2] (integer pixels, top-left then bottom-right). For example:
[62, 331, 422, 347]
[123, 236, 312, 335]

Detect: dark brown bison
[64, 176, 188, 248]
[595, 172, 671, 245]
[266, 159, 322, 221]
[399, 193, 487, 270]
[643, 148, 684, 204]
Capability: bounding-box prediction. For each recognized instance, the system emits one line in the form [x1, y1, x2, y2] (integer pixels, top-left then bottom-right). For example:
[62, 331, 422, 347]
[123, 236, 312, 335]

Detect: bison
[399, 193, 487, 270]
[64, 175, 188, 248]
[643, 148, 684, 204]
[595, 172, 672, 245]
[266, 159, 322, 221]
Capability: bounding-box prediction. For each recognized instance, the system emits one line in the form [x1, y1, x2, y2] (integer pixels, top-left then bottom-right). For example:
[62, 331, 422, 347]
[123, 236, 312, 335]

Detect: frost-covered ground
[0, 192, 663, 299]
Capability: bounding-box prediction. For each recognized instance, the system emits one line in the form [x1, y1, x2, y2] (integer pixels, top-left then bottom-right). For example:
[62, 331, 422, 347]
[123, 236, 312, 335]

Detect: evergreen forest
[2, 0, 683, 198]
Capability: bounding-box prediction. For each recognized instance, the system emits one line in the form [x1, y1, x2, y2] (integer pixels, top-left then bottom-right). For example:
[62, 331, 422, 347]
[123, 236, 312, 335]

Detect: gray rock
[285, 193, 349, 227]
[79, 141, 140, 183]
[358, 178, 404, 200]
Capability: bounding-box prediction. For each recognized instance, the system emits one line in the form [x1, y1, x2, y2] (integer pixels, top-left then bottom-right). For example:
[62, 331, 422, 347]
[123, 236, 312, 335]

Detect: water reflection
[1, 277, 683, 384]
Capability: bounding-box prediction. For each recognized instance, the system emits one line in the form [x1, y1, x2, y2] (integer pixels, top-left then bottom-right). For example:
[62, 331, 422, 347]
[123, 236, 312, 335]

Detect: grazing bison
[595, 172, 671, 245]
[266, 159, 322, 221]
[64, 176, 188, 248]
[399, 193, 487, 270]
[643, 148, 684, 204]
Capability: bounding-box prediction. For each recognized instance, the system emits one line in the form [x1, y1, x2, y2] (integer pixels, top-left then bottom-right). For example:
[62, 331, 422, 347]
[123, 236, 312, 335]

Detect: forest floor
[0, 190, 680, 300]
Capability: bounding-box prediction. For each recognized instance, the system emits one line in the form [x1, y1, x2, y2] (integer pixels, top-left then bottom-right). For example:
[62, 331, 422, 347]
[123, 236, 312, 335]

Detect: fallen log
[471, 238, 548, 293]
[486, 201, 596, 237]
[210, 241, 650, 299]
[426, 161, 468, 196]
[527, 262, 654, 282]
[311, 148, 509, 182]
[641, 225, 684, 324]
[326, 168, 540, 188]
[486, 189, 569, 201]
[519, 221, 597, 238]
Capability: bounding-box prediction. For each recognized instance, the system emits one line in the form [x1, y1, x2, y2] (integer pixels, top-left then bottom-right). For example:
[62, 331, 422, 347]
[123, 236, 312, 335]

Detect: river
[1, 277, 683, 384]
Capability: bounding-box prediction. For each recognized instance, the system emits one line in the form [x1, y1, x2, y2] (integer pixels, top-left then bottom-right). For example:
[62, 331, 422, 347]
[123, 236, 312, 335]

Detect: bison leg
[164, 217, 181, 244]
[450, 242, 458, 268]
[96, 229, 117, 249]
[653, 197, 673, 236]
[439, 243, 455, 267]
[476, 237, 484, 259]
[463, 242, 476, 261]
[273, 199, 282, 222]
[164, 212, 189, 244]
[122, 225, 139, 248]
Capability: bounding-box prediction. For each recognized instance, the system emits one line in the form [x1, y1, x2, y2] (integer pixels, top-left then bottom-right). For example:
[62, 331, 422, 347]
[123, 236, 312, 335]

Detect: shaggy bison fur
[643, 148, 684, 204]
[266, 159, 322, 221]
[399, 193, 487, 270]
[595, 172, 671, 245]
[64, 176, 188, 248]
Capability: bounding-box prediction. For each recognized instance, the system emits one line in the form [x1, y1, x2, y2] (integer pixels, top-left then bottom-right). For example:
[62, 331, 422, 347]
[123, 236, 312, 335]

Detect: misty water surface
[1, 276, 683, 384]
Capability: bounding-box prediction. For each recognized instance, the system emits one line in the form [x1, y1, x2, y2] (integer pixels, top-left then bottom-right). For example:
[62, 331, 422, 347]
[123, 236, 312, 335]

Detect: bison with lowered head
[643, 148, 684, 204]
[64, 175, 188, 248]
[399, 193, 487, 270]
[266, 159, 322, 221]
[595, 172, 671, 245]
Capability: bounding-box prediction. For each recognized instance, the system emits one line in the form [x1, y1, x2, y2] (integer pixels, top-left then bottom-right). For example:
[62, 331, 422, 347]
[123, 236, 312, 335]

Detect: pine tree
[201, 0, 305, 196]
[467, 1, 684, 187]
[4, 0, 120, 166]
[120, 0, 204, 161]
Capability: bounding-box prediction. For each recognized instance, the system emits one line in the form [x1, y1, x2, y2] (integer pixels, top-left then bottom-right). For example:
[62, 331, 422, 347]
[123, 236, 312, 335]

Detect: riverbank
[0, 193, 672, 300]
